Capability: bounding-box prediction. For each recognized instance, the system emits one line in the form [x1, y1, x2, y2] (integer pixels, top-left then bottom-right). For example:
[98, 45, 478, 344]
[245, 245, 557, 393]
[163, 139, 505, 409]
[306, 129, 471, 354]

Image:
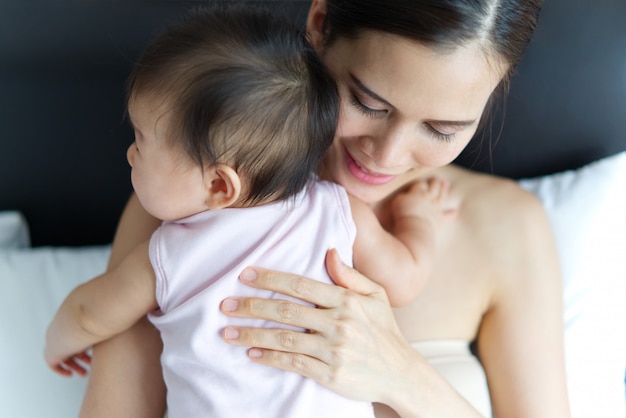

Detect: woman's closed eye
[424, 124, 456, 142]
[423, 119, 477, 143]
[350, 93, 387, 118]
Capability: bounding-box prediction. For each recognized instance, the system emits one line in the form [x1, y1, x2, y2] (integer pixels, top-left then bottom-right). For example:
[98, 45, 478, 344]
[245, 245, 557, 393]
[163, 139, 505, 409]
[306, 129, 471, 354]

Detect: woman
[80, 0, 570, 417]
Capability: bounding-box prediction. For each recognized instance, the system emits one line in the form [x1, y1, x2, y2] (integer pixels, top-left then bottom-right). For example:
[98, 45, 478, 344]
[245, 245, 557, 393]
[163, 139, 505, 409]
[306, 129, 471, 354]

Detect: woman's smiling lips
[345, 149, 397, 185]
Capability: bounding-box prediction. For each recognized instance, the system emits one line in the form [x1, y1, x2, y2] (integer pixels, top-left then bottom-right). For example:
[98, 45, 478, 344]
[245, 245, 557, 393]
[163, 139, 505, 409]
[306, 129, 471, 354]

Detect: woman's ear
[306, 0, 327, 50]
[203, 164, 242, 209]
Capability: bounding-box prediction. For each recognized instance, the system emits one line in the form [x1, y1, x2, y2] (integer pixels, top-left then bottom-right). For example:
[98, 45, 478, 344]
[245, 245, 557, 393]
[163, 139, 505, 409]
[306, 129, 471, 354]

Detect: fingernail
[249, 348, 263, 358]
[224, 327, 239, 340]
[222, 298, 239, 312]
[240, 268, 257, 282]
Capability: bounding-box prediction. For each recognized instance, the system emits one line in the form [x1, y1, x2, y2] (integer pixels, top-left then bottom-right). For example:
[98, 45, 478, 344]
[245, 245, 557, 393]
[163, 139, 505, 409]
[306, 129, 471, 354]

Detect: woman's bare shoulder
[440, 165, 553, 265]
[442, 164, 544, 220]
[438, 167, 558, 288]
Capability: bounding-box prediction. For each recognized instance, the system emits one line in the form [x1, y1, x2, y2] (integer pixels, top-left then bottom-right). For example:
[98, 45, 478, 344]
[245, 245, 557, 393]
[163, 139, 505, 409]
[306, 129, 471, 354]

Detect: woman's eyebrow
[426, 119, 477, 127]
[350, 74, 395, 109]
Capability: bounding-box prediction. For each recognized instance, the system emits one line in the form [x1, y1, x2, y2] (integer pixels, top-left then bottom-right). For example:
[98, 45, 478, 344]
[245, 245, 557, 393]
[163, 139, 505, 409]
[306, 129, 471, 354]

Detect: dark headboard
[1, 0, 625, 246]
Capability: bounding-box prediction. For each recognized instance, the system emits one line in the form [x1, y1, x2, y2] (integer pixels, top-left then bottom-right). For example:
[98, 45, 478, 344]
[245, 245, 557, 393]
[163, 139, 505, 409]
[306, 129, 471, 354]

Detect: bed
[1, 1, 624, 417]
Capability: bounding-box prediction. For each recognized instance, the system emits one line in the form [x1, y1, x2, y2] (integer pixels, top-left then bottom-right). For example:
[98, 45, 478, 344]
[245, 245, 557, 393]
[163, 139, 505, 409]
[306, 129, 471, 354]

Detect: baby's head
[126, 6, 338, 212]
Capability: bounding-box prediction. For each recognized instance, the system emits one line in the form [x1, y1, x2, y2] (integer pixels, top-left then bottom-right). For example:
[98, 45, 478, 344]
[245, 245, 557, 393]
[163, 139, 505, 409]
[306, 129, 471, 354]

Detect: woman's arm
[475, 188, 571, 417]
[80, 193, 166, 418]
[220, 249, 482, 417]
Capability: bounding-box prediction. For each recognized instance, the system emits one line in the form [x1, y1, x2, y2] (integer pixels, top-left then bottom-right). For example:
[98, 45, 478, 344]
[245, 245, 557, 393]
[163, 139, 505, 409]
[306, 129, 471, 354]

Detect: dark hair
[127, 5, 338, 205]
[322, 0, 543, 81]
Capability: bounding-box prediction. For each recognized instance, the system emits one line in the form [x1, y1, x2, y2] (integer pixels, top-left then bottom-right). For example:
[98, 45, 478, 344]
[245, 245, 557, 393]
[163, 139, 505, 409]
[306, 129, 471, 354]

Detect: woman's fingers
[234, 265, 352, 308]
[234, 249, 386, 309]
[221, 249, 388, 333]
[325, 248, 387, 298]
[218, 248, 413, 404]
[221, 297, 332, 334]
[228, 330, 375, 402]
[222, 326, 331, 363]
[246, 348, 332, 388]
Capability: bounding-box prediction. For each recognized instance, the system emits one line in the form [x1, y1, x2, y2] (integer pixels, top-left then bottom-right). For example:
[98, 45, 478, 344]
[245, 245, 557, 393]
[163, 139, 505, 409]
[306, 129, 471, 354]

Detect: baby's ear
[203, 164, 242, 209]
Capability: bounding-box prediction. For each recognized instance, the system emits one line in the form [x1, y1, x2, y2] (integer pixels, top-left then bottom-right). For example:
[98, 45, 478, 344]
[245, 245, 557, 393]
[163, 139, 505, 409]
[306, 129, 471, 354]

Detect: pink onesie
[148, 180, 374, 418]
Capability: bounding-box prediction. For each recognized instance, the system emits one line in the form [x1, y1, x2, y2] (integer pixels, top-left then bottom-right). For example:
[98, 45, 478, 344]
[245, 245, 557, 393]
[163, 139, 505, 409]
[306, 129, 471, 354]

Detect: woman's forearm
[384, 349, 482, 417]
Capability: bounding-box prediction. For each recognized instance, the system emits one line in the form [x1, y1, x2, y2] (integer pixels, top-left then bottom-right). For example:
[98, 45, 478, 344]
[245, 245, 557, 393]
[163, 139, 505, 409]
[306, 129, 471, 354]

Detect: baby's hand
[391, 177, 457, 227]
[46, 351, 91, 377]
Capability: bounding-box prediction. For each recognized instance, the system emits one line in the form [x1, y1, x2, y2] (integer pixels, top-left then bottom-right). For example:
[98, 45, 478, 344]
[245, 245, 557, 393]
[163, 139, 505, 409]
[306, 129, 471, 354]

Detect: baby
[45, 5, 449, 417]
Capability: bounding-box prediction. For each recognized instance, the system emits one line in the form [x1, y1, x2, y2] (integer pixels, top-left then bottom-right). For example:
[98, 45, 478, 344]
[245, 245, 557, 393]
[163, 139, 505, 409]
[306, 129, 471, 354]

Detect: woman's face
[310, 14, 507, 204]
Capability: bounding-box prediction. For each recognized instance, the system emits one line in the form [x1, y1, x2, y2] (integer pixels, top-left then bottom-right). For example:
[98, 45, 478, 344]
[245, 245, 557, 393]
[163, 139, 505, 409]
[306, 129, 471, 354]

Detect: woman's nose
[366, 123, 413, 168]
[126, 143, 135, 167]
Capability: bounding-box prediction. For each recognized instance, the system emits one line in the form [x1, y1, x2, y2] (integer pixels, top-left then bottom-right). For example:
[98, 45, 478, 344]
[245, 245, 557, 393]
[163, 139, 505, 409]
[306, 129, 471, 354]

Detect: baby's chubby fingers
[51, 363, 73, 377]
[409, 177, 450, 200]
[76, 351, 92, 365]
[64, 357, 89, 376]
[431, 177, 451, 200]
[50, 357, 89, 377]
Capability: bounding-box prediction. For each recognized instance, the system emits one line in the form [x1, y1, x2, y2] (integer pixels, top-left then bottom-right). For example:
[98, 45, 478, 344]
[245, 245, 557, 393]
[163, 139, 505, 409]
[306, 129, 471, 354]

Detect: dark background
[1, 0, 625, 246]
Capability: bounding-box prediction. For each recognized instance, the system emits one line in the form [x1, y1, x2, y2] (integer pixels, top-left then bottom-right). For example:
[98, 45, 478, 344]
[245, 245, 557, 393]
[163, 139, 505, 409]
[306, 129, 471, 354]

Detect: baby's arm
[351, 178, 452, 307]
[44, 240, 157, 377]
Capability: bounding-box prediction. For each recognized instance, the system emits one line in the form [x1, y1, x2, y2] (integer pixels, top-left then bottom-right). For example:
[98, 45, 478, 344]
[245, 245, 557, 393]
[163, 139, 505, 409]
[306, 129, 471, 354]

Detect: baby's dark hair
[126, 5, 338, 205]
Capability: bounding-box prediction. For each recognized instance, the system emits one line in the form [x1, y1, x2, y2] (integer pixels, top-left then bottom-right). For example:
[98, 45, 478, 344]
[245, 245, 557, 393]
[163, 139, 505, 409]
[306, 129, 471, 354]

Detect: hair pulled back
[322, 0, 543, 80]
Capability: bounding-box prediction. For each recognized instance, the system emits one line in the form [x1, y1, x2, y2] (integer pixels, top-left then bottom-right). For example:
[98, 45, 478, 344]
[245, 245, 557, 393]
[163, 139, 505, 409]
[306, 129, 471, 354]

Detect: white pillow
[0, 211, 30, 249]
[519, 152, 626, 418]
[0, 245, 110, 418]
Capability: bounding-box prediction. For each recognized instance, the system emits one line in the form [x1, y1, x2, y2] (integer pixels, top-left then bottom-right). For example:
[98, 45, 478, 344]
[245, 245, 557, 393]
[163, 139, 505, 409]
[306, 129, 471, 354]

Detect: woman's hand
[220, 249, 483, 417]
[220, 249, 414, 405]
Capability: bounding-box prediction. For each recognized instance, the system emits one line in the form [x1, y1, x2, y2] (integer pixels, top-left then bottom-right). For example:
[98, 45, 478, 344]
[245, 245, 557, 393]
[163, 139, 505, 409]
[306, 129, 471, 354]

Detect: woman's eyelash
[425, 124, 456, 142]
[350, 92, 456, 142]
[350, 95, 382, 118]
